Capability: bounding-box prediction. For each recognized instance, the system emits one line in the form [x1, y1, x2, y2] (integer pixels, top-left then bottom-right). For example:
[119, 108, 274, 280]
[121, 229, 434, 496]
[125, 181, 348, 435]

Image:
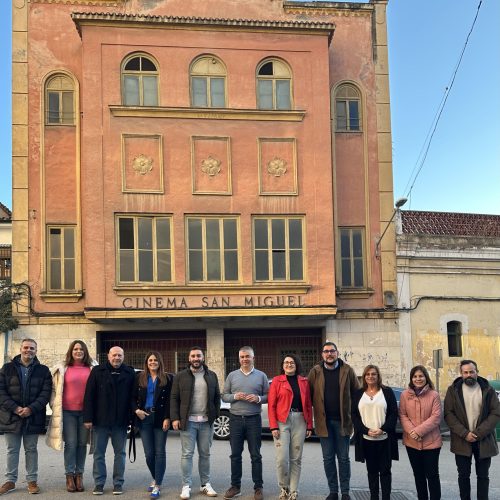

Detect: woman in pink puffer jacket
[399, 365, 442, 500]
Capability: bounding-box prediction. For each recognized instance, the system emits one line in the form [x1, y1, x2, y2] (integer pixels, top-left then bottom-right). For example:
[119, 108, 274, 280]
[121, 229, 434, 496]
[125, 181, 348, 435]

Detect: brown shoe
[0, 482, 16, 495]
[223, 486, 241, 499]
[75, 474, 84, 492]
[27, 481, 40, 494]
[66, 475, 76, 493]
[254, 488, 264, 500]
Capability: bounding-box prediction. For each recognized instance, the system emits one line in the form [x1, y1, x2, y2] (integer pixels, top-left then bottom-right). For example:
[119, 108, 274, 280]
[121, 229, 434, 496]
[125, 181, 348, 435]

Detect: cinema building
[10, 0, 402, 384]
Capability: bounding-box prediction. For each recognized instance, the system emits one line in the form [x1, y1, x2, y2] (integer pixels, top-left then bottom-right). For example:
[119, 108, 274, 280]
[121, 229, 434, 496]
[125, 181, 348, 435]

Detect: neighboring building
[0, 203, 11, 285]
[397, 210, 500, 395]
[11, 0, 399, 383]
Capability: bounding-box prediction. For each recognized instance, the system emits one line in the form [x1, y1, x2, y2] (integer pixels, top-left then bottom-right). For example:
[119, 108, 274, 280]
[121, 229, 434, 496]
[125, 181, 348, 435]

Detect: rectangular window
[340, 227, 365, 288]
[447, 321, 463, 357]
[187, 217, 239, 282]
[210, 77, 225, 107]
[192, 77, 208, 107]
[257, 80, 273, 110]
[117, 216, 172, 284]
[47, 226, 76, 291]
[253, 217, 304, 281]
[276, 80, 291, 110]
[47, 91, 74, 124]
[123, 76, 140, 106]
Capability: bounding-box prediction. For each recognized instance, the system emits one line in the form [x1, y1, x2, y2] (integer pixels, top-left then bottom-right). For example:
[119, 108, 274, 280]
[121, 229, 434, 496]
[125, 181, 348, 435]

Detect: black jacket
[83, 362, 135, 427]
[0, 355, 52, 434]
[132, 372, 173, 428]
[351, 385, 399, 463]
[170, 365, 220, 430]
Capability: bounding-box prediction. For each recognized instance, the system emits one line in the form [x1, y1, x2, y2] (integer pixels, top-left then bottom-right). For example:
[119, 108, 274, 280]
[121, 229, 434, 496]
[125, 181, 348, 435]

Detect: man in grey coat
[444, 359, 500, 500]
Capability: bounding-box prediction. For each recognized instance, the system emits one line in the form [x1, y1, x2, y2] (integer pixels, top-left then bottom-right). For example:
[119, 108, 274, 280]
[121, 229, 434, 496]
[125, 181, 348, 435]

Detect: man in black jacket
[83, 346, 135, 495]
[170, 347, 221, 499]
[0, 338, 52, 495]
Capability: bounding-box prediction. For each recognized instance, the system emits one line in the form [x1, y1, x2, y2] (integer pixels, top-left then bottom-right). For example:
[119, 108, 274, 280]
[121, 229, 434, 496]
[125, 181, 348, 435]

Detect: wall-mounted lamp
[375, 197, 407, 258]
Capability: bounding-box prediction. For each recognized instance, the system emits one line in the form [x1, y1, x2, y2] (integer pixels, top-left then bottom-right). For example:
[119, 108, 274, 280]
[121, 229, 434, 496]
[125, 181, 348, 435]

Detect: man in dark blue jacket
[0, 338, 52, 495]
[83, 346, 135, 495]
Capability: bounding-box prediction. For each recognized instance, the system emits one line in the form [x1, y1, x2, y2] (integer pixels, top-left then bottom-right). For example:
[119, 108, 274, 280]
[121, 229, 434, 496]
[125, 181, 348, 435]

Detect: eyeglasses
[322, 349, 337, 354]
[283, 361, 296, 365]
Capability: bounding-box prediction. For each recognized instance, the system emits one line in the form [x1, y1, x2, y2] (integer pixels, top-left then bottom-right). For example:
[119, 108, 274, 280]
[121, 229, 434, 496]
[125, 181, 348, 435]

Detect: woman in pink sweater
[399, 365, 442, 500]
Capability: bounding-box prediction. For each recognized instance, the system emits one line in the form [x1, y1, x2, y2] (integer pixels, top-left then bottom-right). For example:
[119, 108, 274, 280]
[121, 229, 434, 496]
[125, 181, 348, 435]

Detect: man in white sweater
[444, 359, 500, 500]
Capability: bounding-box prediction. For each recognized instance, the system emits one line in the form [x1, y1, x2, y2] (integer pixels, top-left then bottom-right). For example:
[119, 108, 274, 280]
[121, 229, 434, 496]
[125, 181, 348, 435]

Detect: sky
[0, 0, 499, 214]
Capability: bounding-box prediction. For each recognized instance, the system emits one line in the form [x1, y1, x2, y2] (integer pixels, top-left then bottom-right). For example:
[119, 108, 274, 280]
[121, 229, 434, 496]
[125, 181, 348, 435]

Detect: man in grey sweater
[222, 346, 269, 500]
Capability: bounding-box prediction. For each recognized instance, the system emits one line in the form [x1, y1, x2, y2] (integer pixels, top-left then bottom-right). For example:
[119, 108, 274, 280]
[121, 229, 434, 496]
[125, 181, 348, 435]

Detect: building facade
[11, 0, 399, 383]
[397, 210, 500, 395]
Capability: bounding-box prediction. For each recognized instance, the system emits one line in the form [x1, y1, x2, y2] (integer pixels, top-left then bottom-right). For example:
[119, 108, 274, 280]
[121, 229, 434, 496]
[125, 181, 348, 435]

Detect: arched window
[256, 59, 292, 110]
[122, 54, 159, 106]
[190, 56, 226, 108]
[447, 321, 463, 357]
[45, 75, 75, 125]
[335, 84, 361, 131]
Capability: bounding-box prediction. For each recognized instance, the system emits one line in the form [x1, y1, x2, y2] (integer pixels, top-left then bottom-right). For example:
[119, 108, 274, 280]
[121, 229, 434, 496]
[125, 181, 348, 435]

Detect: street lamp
[375, 197, 407, 258]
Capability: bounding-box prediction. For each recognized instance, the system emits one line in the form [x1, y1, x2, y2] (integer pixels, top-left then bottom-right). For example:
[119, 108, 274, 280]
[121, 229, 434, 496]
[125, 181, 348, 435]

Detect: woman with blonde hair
[399, 365, 442, 500]
[132, 351, 172, 499]
[46, 340, 96, 492]
[351, 365, 398, 500]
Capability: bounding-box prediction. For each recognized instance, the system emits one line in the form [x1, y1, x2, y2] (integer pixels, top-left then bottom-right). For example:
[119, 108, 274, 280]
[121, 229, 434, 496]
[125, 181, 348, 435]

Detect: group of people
[0, 338, 499, 500]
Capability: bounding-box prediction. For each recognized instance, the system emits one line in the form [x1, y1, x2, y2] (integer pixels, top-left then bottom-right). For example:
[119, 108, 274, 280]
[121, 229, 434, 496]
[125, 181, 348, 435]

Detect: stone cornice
[284, 1, 373, 17]
[31, 0, 122, 5]
[109, 105, 306, 122]
[71, 12, 335, 40]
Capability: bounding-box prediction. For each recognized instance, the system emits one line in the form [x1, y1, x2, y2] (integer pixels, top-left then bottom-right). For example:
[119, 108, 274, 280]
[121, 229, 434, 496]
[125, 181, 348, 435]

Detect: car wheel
[213, 411, 231, 440]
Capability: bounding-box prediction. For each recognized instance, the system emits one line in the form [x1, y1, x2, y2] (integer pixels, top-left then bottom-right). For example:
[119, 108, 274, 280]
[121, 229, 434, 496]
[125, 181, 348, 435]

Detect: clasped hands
[234, 392, 260, 403]
[15, 406, 32, 418]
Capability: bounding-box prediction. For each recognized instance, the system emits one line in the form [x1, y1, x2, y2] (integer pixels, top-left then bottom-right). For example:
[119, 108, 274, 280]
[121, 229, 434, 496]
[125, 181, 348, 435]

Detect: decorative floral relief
[132, 154, 153, 175]
[267, 157, 287, 177]
[201, 156, 222, 177]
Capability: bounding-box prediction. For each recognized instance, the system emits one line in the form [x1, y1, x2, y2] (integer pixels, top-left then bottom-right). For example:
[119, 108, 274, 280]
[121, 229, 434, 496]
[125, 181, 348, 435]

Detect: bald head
[108, 346, 124, 368]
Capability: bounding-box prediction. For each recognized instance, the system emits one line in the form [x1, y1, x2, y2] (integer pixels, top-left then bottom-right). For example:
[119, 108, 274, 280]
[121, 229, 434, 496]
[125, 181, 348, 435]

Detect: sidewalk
[1, 434, 499, 499]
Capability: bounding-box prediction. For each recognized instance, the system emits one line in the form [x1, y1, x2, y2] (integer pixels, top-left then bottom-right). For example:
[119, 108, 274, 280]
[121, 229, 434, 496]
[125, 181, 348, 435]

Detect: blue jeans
[139, 414, 168, 485]
[229, 414, 263, 489]
[4, 431, 39, 483]
[63, 410, 88, 475]
[92, 425, 128, 487]
[180, 421, 213, 487]
[319, 419, 351, 495]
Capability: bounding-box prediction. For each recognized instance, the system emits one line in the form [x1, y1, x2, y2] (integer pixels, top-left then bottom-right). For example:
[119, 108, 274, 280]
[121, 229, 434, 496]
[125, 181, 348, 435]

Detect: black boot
[368, 473, 379, 499]
[380, 471, 392, 500]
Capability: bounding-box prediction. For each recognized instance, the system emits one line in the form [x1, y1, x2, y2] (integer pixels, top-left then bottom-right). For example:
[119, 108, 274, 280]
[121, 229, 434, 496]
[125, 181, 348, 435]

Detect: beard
[464, 377, 477, 386]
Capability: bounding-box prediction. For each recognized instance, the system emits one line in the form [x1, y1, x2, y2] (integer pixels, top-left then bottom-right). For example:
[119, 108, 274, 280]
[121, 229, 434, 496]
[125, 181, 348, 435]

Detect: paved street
[1, 434, 499, 499]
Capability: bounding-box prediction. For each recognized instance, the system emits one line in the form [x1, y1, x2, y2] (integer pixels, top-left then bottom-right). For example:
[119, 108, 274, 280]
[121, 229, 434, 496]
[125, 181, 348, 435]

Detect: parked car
[213, 386, 448, 440]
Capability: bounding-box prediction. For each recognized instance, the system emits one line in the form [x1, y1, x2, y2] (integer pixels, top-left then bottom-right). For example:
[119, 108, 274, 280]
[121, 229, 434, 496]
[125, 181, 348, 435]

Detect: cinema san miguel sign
[122, 294, 306, 310]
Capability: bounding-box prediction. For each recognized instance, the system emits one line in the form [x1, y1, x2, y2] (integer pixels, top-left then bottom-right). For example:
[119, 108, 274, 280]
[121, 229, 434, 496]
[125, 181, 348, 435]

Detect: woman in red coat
[268, 354, 313, 500]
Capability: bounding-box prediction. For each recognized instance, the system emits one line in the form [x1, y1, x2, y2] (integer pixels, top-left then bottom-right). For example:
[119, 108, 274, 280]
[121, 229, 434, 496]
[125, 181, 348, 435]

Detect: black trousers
[363, 438, 392, 500]
[406, 446, 441, 500]
[455, 442, 491, 500]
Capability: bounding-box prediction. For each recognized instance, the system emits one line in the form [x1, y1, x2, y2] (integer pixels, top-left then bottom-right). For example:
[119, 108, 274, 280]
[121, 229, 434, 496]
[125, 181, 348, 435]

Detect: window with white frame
[190, 56, 226, 108]
[122, 54, 159, 106]
[335, 84, 361, 131]
[117, 216, 172, 284]
[256, 59, 292, 110]
[187, 217, 239, 282]
[47, 226, 76, 290]
[253, 217, 304, 281]
[45, 75, 75, 125]
[339, 227, 365, 288]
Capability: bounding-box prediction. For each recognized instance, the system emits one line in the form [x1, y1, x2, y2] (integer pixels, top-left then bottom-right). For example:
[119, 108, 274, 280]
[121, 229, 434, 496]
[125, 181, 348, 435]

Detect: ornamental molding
[132, 154, 153, 175]
[32, 0, 121, 5]
[267, 157, 287, 177]
[201, 156, 222, 177]
[72, 12, 336, 37]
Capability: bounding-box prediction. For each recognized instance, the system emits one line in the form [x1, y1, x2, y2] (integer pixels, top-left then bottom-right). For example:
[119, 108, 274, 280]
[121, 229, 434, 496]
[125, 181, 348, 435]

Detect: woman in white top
[351, 365, 399, 500]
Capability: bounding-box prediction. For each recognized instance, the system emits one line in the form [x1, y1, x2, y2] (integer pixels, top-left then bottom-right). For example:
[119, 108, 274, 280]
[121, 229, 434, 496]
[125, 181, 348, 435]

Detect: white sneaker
[200, 483, 218, 497]
[180, 486, 191, 499]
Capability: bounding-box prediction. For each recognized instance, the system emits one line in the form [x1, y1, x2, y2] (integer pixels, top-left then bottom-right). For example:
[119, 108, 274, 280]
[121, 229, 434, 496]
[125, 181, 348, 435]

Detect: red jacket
[268, 374, 313, 430]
